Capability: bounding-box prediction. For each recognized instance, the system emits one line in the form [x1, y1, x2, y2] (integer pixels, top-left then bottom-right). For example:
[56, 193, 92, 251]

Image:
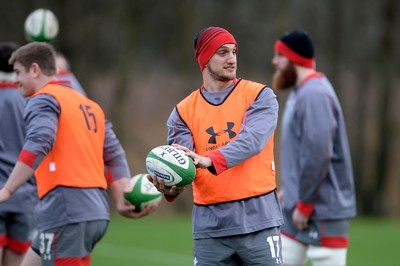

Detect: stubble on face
[208, 64, 236, 81]
[207, 61, 236, 82]
[272, 62, 297, 91]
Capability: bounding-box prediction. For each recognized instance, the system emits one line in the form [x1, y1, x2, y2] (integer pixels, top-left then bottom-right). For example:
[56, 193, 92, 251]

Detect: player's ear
[30, 63, 41, 77]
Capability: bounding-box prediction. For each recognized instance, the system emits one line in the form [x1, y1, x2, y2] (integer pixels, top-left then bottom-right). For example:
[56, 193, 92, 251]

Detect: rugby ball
[146, 145, 196, 188]
[24, 8, 59, 42]
[124, 174, 162, 212]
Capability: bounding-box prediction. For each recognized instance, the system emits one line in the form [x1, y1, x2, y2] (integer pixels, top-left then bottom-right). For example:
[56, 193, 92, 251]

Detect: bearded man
[272, 30, 357, 266]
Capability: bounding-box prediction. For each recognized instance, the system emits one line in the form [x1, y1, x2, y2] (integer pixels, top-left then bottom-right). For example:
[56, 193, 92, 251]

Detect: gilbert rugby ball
[24, 8, 59, 42]
[146, 145, 196, 187]
[124, 174, 162, 212]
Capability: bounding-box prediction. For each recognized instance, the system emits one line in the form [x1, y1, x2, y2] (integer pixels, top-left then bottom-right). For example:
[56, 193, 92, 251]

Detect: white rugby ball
[124, 174, 162, 212]
[24, 8, 59, 42]
[146, 145, 196, 188]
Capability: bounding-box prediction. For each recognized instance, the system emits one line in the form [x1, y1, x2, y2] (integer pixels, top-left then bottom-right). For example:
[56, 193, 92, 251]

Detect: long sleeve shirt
[280, 73, 356, 220]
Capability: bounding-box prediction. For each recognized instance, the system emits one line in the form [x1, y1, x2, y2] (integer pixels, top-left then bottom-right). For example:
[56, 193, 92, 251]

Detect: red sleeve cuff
[106, 169, 114, 183]
[207, 150, 227, 175]
[18, 149, 37, 168]
[296, 200, 314, 217]
[164, 194, 178, 202]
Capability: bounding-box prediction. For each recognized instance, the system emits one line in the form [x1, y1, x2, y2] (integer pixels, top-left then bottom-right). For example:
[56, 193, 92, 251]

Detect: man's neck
[34, 76, 58, 93]
[203, 80, 234, 92]
[295, 66, 316, 86]
[202, 72, 235, 92]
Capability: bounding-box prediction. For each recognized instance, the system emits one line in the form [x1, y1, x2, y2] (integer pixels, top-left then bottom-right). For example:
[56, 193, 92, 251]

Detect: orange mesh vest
[34, 84, 107, 199]
[177, 79, 276, 205]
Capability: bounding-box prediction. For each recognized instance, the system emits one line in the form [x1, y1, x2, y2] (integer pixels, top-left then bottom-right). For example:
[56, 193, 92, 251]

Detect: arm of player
[0, 162, 35, 203]
[296, 90, 334, 218]
[205, 87, 278, 175]
[0, 95, 60, 203]
[104, 121, 159, 218]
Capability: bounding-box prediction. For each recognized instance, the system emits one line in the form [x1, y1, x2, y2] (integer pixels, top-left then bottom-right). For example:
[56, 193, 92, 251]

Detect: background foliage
[1, 0, 400, 217]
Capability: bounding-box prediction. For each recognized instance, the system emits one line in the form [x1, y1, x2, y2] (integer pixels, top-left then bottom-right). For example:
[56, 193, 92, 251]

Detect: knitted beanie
[194, 27, 237, 70]
[274, 30, 315, 69]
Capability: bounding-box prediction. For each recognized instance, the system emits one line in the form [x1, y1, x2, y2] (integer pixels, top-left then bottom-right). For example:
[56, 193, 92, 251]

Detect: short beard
[272, 62, 297, 91]
[208, 64, 236, 82]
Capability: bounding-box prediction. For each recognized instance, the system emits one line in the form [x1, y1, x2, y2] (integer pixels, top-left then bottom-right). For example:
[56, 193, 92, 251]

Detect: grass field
[92, 214, 400, 266]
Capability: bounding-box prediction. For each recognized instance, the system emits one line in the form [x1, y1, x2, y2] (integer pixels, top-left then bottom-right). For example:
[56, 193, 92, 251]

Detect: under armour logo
[160, 151, 167, 158]
[309, 230, 319, 239]
[206, 122, 236, 144]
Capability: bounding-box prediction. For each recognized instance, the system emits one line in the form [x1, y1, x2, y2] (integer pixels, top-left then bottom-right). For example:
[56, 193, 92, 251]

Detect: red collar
[47, 80, 72, 86]
[299, 72, 324, 87]
[57, 71, 72, 77]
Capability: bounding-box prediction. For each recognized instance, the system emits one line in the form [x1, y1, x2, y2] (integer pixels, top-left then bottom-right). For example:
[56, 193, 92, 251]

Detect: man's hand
[111, 177, 158, 219]
[172, 144, 212, 169]
[115, 199, 158, 219]
[0, 161, 35, 204]
[0, 187, 13, 204]
[292, 208, 309, 230]
[147, 174, 185, 196]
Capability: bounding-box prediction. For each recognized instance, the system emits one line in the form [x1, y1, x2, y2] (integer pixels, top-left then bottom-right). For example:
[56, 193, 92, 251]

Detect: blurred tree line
[1, 0, 399, 217]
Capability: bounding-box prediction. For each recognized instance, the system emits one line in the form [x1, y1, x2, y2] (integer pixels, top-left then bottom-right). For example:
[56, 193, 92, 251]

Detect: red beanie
[274, 30, 315, 69]
[194, 27, 237, 70]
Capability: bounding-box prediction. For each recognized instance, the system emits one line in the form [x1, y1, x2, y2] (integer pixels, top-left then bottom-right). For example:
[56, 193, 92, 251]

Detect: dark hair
[193, 27, 208, 49]
[0, 42, 19, 72]
[9, 42, 57, 76]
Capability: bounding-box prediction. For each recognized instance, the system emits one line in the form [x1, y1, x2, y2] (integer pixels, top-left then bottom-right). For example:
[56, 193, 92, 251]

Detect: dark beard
[272, 62, 297, 90]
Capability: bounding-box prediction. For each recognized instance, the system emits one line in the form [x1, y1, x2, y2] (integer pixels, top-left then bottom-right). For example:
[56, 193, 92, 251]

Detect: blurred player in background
[0, 42, 38, 266]
[55, 52, 87, 96]
[272, 30, 356, 266]
[149, 26, 284, 265]
[0, 42, 157, 266]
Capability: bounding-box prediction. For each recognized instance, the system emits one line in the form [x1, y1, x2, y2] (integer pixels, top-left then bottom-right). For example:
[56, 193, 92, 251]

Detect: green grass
[92, 214, 400, 266]
[347, 217, 400, 266]
[91, 214, 193, 266]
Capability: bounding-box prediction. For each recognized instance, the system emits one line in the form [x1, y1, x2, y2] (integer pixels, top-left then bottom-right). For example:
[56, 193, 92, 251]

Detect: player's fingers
[158, 178, 165, 191]
[172, 143, 185, 151]
[146, 174, 153, 182]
